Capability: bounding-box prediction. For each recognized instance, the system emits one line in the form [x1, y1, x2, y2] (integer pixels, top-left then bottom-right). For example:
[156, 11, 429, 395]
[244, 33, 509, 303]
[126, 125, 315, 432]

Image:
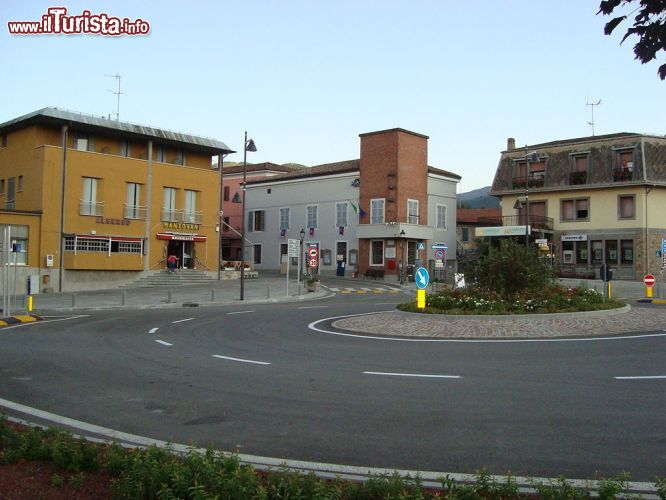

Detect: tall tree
[598, 0, 666, 80]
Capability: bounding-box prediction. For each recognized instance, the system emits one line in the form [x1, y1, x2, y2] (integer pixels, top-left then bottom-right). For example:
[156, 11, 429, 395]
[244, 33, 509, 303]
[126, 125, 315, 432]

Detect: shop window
[370, 240, 384, 266]
[621, 240, 633, 264]
[562, 241, 574, 264]
[591, 240, 603, 264]
[605, 240, 618, 264]
[618, 195, 635, 219]
[576, 241, 588, 264]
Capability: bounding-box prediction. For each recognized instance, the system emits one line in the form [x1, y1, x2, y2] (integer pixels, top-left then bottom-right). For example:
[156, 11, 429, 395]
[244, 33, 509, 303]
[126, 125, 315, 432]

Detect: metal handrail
[124, 204, 147, 219]
[79, 200, 105, 216]
[194, 256, 210, 271]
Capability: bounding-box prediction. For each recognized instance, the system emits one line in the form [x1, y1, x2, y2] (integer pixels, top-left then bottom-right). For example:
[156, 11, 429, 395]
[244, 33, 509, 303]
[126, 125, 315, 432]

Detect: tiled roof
[428, 166, 461, 180]
[221, 162, 306, 175]
[246, 160, 360, 184]
[457, 208, 502, 224]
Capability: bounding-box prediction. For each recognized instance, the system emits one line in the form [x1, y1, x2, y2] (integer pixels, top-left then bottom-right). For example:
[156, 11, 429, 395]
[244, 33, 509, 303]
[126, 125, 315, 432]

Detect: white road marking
[364, 371, 461, 379]
[172, 318, 194, 324]
[227, 310, 255, 315]
[0, 315, 90, 331]
[212, 354, 270, 365]
[615, 375, 666, 380]
[298, 306, 329, 310]
[148, 327, 159, 334]
[155, 340, 172, 346]
[308, 312, 666, 343]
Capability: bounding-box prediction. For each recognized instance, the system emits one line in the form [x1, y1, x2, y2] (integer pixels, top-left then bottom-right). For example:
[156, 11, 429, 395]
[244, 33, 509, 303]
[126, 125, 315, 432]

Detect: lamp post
[513, 149, 539, 248]
[399, 229, 406, 285]
[239, 132, 257, 301]
[298, 228, 305, 295]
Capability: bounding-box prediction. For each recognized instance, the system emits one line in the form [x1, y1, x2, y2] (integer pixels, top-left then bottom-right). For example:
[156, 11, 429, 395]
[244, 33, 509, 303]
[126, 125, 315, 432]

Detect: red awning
[156, 232, 207, 242]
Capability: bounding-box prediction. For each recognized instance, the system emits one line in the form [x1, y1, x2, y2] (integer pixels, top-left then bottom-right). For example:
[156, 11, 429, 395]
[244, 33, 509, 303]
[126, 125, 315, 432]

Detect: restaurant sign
[163, 221, 200, 231]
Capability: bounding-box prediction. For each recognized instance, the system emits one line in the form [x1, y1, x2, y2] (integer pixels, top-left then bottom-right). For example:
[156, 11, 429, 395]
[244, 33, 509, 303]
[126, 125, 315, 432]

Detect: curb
[0, 315, 43, 327]
[392, 304, 631, 320]
[637, 298, 666, 305]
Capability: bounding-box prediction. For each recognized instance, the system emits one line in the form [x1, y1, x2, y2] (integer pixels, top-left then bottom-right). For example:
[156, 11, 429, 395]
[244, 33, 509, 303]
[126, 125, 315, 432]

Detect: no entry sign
[308, 247, 319, 259]
[644, 274, 656, 287]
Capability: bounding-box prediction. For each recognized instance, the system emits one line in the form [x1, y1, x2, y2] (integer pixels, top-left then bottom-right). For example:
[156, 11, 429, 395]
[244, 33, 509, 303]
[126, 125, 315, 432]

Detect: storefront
[560, 233, 635, 280]
[156, 232, 207, 269]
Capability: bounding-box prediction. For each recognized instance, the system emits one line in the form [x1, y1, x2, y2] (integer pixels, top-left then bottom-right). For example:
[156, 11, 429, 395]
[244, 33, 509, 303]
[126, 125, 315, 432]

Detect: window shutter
[248, 212, 253, 232]
[88, 136, 95, 152]
[260, 211, 266, 231]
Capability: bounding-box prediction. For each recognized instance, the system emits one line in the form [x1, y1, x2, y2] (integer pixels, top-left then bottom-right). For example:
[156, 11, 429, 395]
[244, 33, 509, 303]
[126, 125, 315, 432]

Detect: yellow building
[490, 134, 666, 280]
[0, 108, 232, 292]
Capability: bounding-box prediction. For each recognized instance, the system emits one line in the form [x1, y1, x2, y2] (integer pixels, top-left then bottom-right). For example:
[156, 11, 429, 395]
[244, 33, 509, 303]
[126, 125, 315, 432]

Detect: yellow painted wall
[63, 251, 143, 270]
[0, 212, 42, 268]
[0, 126, 47, 212]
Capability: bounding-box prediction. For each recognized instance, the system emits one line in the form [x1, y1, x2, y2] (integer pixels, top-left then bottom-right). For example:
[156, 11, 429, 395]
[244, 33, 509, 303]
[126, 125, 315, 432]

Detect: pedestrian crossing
[322, 285, 402, 295]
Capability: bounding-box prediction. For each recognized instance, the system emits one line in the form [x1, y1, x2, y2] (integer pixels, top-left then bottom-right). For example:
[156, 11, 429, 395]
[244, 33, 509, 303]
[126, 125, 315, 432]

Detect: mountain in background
[458, 186, 499, 209]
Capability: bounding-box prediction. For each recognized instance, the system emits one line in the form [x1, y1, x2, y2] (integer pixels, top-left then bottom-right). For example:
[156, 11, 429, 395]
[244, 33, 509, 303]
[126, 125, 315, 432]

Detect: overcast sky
[2, 0, 664, 193]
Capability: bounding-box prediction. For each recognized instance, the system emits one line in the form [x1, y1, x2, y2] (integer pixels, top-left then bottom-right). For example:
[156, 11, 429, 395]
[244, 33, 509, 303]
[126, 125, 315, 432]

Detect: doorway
[167, 240, 195, 269]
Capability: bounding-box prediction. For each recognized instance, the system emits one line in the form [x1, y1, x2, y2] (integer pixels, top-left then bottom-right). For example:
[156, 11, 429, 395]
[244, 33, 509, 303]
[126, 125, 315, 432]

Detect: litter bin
[406, 265, 415, 282]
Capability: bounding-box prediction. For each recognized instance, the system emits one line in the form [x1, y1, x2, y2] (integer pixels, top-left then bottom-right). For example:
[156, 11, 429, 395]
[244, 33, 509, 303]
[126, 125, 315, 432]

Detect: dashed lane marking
[148, 328, 159, 334]
[615, 375, 666, 380]
[364, 371, 461, 379]
[227, 311, 255, 315]
[155, 340, 172, 347]
[212, 354, 271, 365]
[172, 318, 194, 324]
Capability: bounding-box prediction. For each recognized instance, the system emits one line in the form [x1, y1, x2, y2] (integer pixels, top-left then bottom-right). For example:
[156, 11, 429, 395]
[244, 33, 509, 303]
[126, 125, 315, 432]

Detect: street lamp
[240, 132, 257, 300]
[513, 149, 539, 248]
[399, 229, 406, 285]
[298, 228, 305, 295]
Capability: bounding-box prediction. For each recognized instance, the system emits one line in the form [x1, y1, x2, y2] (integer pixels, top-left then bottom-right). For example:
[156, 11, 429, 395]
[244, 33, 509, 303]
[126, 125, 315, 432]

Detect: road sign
[308, 258, 318, 268]
[535, 238, 547, 245]
[644, 274, 656, 287]
[308, 247, 319, 259]
[434, 249, 445, 260]
[417, 242, 425, 251]
[431, 243, 447, 250]
[415, 267, 429, 289]
[435, 260, 444, 269]
[287, 239, 299, 257]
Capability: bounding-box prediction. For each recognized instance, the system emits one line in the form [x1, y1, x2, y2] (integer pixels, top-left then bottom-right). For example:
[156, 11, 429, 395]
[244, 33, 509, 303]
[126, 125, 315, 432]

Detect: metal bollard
[267, 286, 270, 299]
[71, 294, 76, 307]
[121, 291, 126, 306]
[167, 290, 172, 303]
[211, 289, 215, 302]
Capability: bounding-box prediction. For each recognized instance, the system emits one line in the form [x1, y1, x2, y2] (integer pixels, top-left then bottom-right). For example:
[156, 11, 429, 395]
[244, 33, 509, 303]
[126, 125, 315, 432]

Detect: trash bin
[406, 265, 415, 282]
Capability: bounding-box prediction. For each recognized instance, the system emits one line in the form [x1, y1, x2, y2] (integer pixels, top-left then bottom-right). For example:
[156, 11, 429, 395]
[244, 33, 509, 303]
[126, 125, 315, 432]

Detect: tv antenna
[586, 99, 601, 136]
[105, 73, 125, 121]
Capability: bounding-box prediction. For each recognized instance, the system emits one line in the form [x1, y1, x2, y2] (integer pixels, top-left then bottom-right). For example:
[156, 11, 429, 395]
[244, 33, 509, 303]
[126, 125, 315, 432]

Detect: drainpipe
[144, 140, 153, 272]
[58, 124, 68, 292]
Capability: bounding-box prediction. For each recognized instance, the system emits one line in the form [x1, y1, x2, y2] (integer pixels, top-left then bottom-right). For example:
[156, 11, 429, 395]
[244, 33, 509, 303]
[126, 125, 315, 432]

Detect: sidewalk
[4, 275, 329, 314]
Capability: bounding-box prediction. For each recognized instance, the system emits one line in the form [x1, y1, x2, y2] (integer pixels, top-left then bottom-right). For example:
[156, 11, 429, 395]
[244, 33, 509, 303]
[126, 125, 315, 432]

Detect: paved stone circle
[333, 306, 666, 338]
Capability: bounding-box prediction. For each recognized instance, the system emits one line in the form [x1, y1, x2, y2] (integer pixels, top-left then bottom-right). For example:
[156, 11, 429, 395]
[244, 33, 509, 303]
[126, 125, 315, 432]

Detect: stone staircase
[123, 269, 217, 288]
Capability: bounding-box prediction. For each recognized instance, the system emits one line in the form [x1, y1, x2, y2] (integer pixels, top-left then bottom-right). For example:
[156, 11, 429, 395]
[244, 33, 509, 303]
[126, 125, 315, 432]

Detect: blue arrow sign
[415, 267, 429, 289]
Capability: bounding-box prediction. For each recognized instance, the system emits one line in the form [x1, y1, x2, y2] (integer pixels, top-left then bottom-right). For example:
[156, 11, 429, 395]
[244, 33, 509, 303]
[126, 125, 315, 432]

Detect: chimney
[507, 137, 516, 151]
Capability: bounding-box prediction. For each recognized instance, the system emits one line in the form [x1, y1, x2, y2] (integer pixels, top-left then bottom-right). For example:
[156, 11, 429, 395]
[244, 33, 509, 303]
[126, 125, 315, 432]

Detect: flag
[339, 226, 344, 235]
[309, 227, 315, 236]
[280, 229, 286, 238]
[359, 207, 366, 217]
[349, 201, 358, 213]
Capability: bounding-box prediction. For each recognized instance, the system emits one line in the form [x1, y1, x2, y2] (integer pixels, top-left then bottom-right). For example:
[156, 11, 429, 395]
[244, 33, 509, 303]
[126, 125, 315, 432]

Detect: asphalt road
[1, 288, 665, 481]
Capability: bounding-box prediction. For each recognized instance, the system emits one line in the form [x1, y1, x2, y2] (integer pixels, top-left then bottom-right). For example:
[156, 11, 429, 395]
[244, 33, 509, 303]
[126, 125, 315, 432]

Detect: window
[184, 190, 198, 222]
[570, 154, 588, 185]
[6, 177, 15, 209]
[162, 187, 177, 221]
[461, 227, 469, 242]
[223, 186, 229, 201]
[335, 202, 348, 227]
[17, 176, 23, 192]
[280, 207, 290, 230]
[125, 183, 142, 219]
[436, 204, 447, 229]
[606, 240, 618, 264]
[370, 199, 385, 224]
[80, 177, 100, 215]
[174, 149, 185, 165]
[248, 210, 265, 232]
[120, 141, 130, 157]
[223, 216, 230, 232]
[613, 149, 634, 181]
[307, 205, 318, 228]
[408, 199, 419, 224]
[0, 226, 29, 265]
[618, 195, 635, 219]
[512, 161, 527, 188]
[64, 236, 142, 254]
[370, 240, 384, 266]
[561, 198, 589, 221]
[74, 134, 89, 151]
[253, 244, 262, 265]
[576, 241, 588, 264]
[621, 239, 633, 264]
[155, 145, 166, 162]
[0, 179, 4, 195]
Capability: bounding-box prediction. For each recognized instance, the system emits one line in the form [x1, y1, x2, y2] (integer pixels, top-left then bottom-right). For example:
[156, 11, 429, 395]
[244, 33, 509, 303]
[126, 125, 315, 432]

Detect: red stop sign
[644, 274, 656, 287]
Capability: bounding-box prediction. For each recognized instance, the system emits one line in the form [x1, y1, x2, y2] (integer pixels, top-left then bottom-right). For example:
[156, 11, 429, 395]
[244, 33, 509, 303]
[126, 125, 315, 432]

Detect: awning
[156, 232, 207, 242]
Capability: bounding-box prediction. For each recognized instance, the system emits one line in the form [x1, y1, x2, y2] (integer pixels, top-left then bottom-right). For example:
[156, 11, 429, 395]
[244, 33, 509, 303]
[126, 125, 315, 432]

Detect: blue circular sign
[415, 267, 429, 289]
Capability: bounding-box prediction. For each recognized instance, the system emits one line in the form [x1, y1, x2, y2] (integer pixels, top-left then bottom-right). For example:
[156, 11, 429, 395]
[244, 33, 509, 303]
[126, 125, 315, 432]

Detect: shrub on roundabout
[400, 240, 625, 314]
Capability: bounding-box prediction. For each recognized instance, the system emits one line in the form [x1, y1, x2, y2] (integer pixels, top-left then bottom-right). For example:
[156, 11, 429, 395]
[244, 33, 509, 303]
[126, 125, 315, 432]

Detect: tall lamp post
[513, 149, 539, 248]
[399, 229, 406, 285]
[240, 132, 257, 300]
[298, 228, 305, 295]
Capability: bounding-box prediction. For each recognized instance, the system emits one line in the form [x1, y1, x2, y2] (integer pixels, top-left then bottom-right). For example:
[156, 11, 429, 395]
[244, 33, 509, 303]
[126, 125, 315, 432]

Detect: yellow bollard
[647, 287, 653, 298]
[417, 289, 426, 309]
[27, 295, 33, 312]
[608, 282, 612, 299]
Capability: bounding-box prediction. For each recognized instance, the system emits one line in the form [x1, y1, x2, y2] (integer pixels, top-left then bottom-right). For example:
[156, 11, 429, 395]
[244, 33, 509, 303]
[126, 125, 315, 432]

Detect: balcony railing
[613, 168, 633, 182]
[79, 200, 104, 216]
[502, 215, 553, 231]
[568, 171, 587, 185]
[511, 174, 545, 189]
[124, 204, 147, 220]
[161, 208, 203, 223]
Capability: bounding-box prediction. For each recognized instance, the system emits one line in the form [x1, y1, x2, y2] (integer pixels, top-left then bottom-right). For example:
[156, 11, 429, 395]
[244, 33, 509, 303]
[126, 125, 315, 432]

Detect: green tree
[599, 0, 666, 80]
[474, 239, 554, 298]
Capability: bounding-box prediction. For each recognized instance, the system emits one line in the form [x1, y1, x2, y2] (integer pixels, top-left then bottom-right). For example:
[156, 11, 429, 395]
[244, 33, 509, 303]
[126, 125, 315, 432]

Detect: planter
[306, 280, 320, 292]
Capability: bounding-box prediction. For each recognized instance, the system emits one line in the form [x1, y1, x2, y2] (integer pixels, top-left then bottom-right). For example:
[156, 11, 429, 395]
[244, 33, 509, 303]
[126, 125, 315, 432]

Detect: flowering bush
[408, 284, 622, 315]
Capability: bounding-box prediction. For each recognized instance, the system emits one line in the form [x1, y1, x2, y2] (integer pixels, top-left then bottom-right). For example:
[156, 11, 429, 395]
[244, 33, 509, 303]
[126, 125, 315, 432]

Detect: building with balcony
[0, 107, 232, 292]
[243, 128, 460, 279]
[490, 133, 666, 280]
[456, 208, 502, 256]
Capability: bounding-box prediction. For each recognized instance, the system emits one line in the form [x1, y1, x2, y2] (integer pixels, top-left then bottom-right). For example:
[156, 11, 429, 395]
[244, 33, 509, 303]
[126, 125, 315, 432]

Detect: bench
[363, 269, 385, 280]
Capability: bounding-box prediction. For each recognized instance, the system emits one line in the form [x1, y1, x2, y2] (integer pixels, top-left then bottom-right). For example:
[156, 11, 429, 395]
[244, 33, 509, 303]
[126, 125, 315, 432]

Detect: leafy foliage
[598, 0, 666, 79]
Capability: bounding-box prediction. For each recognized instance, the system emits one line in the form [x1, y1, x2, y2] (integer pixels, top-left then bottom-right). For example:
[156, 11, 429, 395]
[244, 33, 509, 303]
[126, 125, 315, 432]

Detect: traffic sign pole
[644, 274, 656, 298]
